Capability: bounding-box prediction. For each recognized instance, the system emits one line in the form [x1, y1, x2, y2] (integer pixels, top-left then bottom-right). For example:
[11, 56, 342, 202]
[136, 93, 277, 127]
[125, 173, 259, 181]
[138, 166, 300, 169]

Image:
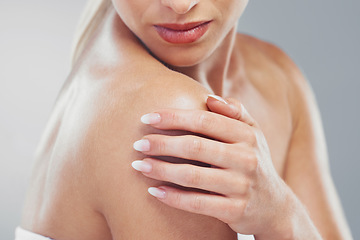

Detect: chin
[161, 56, 203, 67]
[154, 47, 214, 67]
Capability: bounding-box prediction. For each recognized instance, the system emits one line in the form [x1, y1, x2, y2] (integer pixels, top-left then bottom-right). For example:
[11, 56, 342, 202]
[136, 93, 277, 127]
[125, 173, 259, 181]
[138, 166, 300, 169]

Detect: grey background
[0, 0, 358, 239]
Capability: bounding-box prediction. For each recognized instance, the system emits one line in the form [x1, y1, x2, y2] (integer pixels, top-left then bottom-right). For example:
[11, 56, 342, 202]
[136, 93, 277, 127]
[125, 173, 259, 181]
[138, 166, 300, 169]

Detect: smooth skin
[20, 0, 352, 239]
[132, 100, 299, 239]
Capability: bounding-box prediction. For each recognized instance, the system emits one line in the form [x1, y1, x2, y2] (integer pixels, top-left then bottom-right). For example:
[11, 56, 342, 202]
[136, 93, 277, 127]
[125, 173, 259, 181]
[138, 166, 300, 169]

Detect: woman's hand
[131, 95, 293, 238]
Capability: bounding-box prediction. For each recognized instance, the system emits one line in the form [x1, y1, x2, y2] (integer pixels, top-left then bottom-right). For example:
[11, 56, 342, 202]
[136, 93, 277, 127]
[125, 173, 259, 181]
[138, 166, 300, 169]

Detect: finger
[147, 185, 245, 224]
[207, 95, 257, 127]
[133, 134, 251, 168]
[140, 109, 255, 144]
[133, 158, 248, 196]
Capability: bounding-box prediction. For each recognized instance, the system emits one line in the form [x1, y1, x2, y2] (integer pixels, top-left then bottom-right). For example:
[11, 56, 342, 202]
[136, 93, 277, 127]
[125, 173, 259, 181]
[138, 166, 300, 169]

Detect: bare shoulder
[78, 68, 237, 239]
[236, 32, 311, 121]
[237, 33, 300, 72]
[236, 33, 305, 82]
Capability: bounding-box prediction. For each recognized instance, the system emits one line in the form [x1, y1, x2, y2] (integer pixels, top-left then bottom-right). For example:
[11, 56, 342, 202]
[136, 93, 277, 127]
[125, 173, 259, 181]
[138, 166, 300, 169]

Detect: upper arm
[283, 61, 352, 239]
[82, 72, 237, 239]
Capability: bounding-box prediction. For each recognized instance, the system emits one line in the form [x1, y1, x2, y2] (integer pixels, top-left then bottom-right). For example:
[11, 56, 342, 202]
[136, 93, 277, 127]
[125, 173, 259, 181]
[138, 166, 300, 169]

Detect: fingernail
[148, 187, 166, 199]
[131, 160, 152, 173]
[133, 139, 150, 151]
[207, 94, 228, 104]
[141, 113, 161, 124]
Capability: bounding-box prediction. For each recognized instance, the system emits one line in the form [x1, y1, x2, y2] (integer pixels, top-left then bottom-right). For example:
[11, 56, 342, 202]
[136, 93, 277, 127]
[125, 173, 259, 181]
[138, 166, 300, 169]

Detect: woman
[17, 0, 352, 239]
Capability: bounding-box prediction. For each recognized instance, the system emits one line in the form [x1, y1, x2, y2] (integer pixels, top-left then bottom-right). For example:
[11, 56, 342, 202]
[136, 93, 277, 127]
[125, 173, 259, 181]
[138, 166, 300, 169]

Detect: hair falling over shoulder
[70, 0, 112, 67]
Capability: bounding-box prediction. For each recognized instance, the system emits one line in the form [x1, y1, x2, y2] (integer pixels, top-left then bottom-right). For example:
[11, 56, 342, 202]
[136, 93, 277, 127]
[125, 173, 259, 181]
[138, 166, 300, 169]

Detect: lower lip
[154, 22, 211, 44]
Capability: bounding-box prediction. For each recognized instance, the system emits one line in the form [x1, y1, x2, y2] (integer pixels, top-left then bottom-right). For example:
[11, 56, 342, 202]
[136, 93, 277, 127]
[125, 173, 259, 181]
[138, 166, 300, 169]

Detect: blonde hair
[70, 0, 112, 67]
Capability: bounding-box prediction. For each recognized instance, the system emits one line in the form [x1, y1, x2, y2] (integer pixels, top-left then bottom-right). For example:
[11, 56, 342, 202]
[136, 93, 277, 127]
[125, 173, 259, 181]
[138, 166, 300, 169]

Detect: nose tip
[161, 0, 199, 15]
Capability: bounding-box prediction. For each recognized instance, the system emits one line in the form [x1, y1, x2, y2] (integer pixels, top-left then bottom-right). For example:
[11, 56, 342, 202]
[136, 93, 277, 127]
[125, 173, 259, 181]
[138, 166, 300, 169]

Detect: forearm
[255, 188, 322, 240]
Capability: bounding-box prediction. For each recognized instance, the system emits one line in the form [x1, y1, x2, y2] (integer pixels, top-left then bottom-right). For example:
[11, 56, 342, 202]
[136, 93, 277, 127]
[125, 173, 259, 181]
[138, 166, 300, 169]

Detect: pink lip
[154, 21, 212, 44]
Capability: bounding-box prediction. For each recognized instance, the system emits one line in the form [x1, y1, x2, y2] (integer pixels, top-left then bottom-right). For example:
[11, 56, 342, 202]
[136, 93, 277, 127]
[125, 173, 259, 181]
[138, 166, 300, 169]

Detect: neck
[99, 9, 242, 97]
[171, 26, 238, 96]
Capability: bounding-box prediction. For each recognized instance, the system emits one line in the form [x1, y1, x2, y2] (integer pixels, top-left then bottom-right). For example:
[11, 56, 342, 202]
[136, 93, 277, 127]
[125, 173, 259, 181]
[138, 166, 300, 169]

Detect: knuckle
[197, 112, 215, 131]
[172, 191, 182, 208]
[233, 145, 246, 159]
[190, 195, 204, 212]
[184, 167, 202, 187]
[155, 163, 168, 180]
[232, 106, 243, 120]
[244, 152, 259, 174]
[239, 150, 259, 175]
[244, 128, 257, 146]
[218, 200, 242, 223]
[214, 143, 226, 164]
[187, 137, 204, 157]
[234, 200, 247, 220]
[240, 179, 251, 195]
[168, 111, 181, 126]
[156, 138, 167, 154]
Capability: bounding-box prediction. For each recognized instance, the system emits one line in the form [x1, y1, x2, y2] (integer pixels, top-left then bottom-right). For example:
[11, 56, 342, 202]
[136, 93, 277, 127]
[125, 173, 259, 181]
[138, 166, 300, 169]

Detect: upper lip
[154, 21, 211, 31]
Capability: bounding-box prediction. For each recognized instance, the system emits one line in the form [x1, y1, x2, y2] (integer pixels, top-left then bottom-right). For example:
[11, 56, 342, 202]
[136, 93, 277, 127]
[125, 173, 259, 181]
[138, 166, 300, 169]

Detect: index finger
[140, 109, 255, 144]
[206, 95, 258, 127]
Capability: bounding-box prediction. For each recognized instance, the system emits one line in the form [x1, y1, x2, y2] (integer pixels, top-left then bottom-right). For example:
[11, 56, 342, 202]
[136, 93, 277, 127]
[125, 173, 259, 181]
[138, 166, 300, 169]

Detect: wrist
[255, 186, 322, 240]
[258, 186, 296, 240]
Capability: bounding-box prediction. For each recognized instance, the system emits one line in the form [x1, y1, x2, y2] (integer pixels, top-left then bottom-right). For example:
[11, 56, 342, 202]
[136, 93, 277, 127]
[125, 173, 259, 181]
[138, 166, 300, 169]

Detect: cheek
[216, 0, 248, 36]
[112, 1, 144, 29]
[221, 0, 247, 15]
[222, 0, 248, 21]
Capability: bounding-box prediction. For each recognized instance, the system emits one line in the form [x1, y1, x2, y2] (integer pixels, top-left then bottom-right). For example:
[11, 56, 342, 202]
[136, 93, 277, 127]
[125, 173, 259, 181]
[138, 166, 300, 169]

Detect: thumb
[206, 94, 257, 127]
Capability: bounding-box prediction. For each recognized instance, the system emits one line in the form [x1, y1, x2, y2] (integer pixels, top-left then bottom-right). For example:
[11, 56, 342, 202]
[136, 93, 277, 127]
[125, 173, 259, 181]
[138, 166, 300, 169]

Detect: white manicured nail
[207, 94, 228, 104]
[141, 113, 161, 124]
[133, 139, 150, 151]
[148, 187, 166, 199]
[131, 160, 152, 173]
